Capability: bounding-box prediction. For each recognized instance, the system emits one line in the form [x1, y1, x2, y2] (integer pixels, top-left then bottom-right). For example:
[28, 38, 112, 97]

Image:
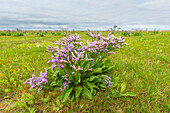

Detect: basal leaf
[92, 89, 97, 95]
[69, 91, 74, 101]
[61, 85, 73, 102]
[82, 86, 92, 99]
[92, 84, 99, 89]
[85, 81, 93, 93]
[75, 86, 83, 98]
[88, 76, 99, 81]
[94, 68, 102, 73]
[50, 81, 60, 86]
[102, 65, 115, 73]
[100, 83, 107, 88]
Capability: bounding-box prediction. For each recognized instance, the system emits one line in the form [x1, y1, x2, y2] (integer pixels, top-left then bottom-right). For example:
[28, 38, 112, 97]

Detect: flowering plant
[24, 32, 129, 102]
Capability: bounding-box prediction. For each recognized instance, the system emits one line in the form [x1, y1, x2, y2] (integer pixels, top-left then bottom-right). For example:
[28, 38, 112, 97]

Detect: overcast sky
[0, 0, 170, 30]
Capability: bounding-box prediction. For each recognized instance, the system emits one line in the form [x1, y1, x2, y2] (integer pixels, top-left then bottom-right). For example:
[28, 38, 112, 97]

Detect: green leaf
[75, 86, 83, 98]
[111, 77, 119, 88]
[94, 68, 102, 73]
[92, 89, 97, 95]
[61, 85, 73, 102]
[120, 82, 126, 93]
[92, 84, 99, 89]
[100, 83, 107, 88]
[82, 87, 92, 99]
[92, 58, 103, 68]
[118, 92, 136, 97]
[102, 65, 115, 73]
[100, 74, 108, 77]
[69, 91, 74, 101]
[50, 81, 59, 86]
[102, 65, 108, 70]
[78, 77, 81, 83]
[88, 76, 99, 81]
[85, 81, 93, 93]
[83, 61, 91, 71]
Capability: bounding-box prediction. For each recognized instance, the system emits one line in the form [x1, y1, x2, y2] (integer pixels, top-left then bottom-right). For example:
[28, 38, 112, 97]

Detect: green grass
[0, 30, 169, 112]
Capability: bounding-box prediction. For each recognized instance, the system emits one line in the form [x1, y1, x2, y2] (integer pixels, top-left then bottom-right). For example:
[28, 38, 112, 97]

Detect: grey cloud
[0, 0, 170, 30]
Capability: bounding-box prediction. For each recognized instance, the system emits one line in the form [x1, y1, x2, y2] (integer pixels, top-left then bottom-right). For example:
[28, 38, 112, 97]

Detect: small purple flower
[105, 79, 109, 83]
[37, 87, 43, 93]
[88, 68, 93, 71]
[71, 72, 75, 75]
[85, 54, 93, 61]
[52, 65, 57, 70]
[71, 65, 76, 70]
[60, 60, 68, 63]
[60, 88, 63, 91]
[106, 75, 111, 80]
[115, 44, 121, 49]
[105, 49, 108, 51]
[104, 75, 112, 87]
[122, 43, 129, 45]
[108, 81, 112, 87]
[47, 60, 51, 63]
[76, 66, 83, 71]
[98, 32, 102, 36]
[76, 57, 79, 61]
[60, 81, 69, 91]
[101, 49, 105, 52]
[61, 53, 67, 57]
[108, 52, 115, 54]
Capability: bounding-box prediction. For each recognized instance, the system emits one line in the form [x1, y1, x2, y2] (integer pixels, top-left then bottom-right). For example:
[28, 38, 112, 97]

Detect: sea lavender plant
[24, 32, 128, 102]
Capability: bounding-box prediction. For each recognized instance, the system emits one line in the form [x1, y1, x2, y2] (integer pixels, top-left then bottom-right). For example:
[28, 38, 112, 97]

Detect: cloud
[0, 0, 170, 30]
[137, 0, 170, 11]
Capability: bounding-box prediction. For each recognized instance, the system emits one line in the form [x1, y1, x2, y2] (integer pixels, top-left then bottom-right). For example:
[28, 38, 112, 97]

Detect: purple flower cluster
[87, 32, 126, 54]
[60, 71, 71, 91]
[89, 32, 102, 38]
[47, 34, 87, 71]
[104, 75, 113, 87]
[60, 81, 68, 91]
[23, 68, 48, 93]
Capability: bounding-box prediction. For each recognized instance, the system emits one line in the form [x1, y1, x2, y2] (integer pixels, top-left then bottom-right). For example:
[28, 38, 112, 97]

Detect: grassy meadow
[0, 30, 169, 112]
